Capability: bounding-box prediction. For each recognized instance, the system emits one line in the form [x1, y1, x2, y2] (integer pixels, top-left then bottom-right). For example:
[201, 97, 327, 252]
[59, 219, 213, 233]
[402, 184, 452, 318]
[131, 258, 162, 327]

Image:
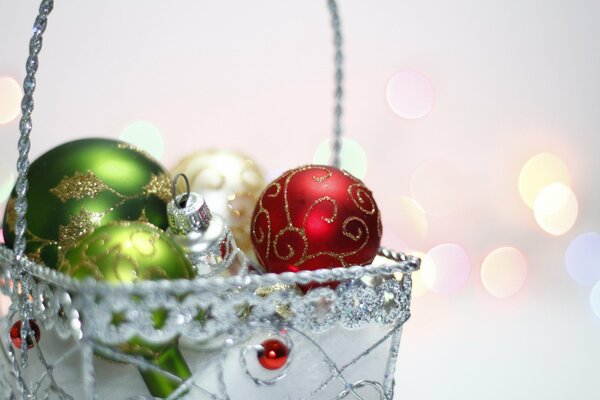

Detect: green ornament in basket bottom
[58, 221, 195, 398]
[2, 138, 172, 269]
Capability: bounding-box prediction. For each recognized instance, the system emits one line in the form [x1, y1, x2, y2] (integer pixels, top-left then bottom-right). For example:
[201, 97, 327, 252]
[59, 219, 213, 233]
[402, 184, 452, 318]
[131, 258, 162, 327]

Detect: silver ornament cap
[167, 174, 212, 235]
[167, 173, 244, 277]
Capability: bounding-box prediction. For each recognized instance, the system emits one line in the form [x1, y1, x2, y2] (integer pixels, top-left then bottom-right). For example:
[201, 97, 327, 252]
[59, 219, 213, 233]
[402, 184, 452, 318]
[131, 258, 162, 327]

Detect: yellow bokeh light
[389, 197, 428, 241]
[481, 247, 527, 298]
[518, 153, 571, 209]
[119, 121, 165, 161]
[0, 77, 22, 124]
[313, 137, 368, 179]
[533, 183, 578, 235]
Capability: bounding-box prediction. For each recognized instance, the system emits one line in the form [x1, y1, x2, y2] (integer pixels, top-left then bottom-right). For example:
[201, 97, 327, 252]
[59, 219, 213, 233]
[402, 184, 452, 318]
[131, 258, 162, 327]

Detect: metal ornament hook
[172, 173, 191, 209]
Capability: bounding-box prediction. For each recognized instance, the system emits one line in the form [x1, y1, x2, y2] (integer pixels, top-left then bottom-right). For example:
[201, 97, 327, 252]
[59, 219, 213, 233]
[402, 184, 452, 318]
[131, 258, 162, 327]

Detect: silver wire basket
[0, 1, 420, 399]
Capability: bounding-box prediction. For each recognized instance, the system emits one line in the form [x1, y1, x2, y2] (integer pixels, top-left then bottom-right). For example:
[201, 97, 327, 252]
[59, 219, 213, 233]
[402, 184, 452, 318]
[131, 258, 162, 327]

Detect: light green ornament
[59, 221, 195, 398]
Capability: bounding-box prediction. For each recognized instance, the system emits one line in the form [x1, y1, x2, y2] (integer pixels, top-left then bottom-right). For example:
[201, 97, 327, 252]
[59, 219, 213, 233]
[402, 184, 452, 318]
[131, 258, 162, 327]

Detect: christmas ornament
[251, 165, 382, 289]
[171, 149, 265, 258]
[9, 320, 41, 349]
[2, 138, 172, 269]
[167, 174, 242, 277]
[59, 221, 194, 398]
[257, 338, 289, 370]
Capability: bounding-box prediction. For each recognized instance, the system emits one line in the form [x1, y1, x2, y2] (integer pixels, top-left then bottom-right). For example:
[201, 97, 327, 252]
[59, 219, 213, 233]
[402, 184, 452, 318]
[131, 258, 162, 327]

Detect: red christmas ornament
[251, 165, 382, 289]
[257, 339, 289, 370]
[10, 320, 41, 349]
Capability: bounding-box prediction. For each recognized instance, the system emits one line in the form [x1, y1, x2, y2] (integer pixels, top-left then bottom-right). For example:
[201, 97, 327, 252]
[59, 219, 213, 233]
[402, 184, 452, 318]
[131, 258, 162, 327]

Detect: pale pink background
[1, 1, 599, 399]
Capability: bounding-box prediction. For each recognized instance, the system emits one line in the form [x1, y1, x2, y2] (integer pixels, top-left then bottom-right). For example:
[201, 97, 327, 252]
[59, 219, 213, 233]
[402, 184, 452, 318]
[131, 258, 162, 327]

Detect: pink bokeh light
[386, 70, 434, 119]
[423, 243, 470, 295]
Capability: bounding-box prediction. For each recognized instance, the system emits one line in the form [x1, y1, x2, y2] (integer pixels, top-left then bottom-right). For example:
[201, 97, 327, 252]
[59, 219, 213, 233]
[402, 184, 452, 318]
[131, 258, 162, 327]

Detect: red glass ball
[10, 320, 41, 349]
[257, 339, 289, 370]
[251, 165, 382, 288]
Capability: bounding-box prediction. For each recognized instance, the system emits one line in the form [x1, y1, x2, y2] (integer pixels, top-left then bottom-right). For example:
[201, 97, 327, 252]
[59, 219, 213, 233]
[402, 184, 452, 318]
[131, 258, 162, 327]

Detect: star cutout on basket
[194, 306, 214, 327]
[110, 311, 128, 328]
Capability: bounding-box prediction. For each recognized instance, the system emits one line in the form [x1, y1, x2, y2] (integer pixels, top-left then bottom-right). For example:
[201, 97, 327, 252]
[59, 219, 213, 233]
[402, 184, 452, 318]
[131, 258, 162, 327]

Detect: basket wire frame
[0, 1, 420, 399]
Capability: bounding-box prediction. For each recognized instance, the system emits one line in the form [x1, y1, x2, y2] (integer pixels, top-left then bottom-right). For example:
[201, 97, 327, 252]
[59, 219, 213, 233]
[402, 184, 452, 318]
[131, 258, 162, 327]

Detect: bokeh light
[422, 243, 470, 295]
[533, 183, 578, 235]
[119, 121, 165, 161]
[386, 70, 434, 119]
[386, 197, 428, 241]
[410, 159, 464, 216]
[591, 281, 600, 319]
[313, 137, 368, 179]
[0, 77, 22, 124]
[565, 232, 600, 286]
[481, 247, 528, 298]
[518, 153, 571, 209]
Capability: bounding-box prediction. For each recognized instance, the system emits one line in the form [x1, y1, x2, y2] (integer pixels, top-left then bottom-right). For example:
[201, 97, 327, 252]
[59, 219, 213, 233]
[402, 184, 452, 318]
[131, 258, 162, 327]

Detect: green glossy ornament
[2, 138, 172, 269]
[59, 221, 195, 398]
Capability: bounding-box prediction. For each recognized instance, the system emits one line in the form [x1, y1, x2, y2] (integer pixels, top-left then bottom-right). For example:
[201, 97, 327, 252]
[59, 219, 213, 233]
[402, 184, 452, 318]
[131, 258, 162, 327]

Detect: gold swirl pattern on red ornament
[302, 196, 338, 226]
[273, 226, 308, 262]
[348, 183, 377, 215]
[251, 165, 381, 270]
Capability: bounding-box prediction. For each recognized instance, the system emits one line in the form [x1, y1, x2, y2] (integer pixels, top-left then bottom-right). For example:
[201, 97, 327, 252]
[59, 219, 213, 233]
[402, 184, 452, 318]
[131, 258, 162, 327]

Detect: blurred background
[1, 1, 599, 399]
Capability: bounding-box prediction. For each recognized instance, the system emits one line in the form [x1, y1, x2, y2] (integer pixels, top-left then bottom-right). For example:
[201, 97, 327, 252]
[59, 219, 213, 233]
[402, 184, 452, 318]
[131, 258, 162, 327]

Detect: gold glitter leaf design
[116, 142, 155, 161]
[137, 209, 150, 223]
[5, 196, 57, 260]
[143, 174, 172, 203]
[57, 209, 103, 252]
[50, 171, 109, 203]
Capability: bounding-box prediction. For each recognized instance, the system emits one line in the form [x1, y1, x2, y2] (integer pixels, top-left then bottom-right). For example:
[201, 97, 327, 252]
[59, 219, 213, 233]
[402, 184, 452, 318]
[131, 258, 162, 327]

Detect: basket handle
[12, 0, 345, 261]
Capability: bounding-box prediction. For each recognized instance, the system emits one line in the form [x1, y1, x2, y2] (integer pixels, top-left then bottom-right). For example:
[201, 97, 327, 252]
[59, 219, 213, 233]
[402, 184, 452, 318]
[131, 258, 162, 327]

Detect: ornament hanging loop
[172, 173, 191, 209]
